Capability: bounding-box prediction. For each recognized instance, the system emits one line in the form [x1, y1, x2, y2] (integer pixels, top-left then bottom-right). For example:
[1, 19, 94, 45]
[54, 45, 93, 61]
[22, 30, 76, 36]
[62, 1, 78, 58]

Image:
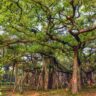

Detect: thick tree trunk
[72, 47, 79, 94]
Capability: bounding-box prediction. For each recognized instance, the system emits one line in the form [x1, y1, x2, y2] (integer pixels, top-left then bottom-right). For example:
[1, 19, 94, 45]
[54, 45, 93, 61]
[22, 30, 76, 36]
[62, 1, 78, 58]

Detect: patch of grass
[39, 89, 80, 96]
[2, 86, 96, 96]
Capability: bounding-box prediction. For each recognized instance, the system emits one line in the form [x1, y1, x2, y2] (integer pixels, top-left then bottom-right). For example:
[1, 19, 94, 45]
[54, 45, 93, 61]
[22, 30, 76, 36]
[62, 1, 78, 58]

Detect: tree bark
[42, 56, 49, 90]
[78, 67, 81, 90]
[13, 63, 18, 92]
[72, 47, 79, 94]
[48, 67, 54, 89]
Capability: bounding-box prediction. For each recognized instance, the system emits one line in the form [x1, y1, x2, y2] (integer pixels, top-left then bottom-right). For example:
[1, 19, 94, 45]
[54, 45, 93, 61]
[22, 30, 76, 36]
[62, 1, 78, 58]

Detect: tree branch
[78, 26, 96, 34]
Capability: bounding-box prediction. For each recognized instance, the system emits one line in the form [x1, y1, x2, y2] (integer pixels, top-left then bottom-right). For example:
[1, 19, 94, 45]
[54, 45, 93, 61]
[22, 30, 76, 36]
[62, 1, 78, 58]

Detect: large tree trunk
[72, 47, 79, 94]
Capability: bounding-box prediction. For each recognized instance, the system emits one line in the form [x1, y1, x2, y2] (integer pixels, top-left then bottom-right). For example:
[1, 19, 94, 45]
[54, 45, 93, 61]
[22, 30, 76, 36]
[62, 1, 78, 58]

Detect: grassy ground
[3, 89, 96, 96]
[1, 86, 96, 96]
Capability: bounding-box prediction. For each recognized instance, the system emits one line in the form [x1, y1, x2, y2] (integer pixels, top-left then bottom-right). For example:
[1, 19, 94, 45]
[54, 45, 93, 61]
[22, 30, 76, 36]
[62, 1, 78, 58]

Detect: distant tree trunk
[80, 70, 84, 86]
[87, 71, 93, 86]
[48, 57, 55, 89]
[72, 47, 79, 94]
[13, 63, 25, 94]
[13, 63, 18, 92]
[48, 67, 54, 89]
[42, 57, 59, 90]
[42, 56, 49, 90]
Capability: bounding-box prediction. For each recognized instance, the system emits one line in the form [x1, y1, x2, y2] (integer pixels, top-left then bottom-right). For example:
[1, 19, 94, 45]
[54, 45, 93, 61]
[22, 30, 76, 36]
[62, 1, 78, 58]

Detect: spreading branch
[78, 26, 96, 34]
